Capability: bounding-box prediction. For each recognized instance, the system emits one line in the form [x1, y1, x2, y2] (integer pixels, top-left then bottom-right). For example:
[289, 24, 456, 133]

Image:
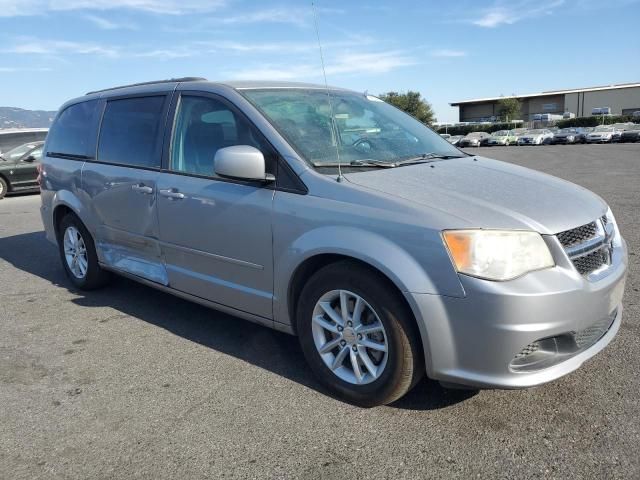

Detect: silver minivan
[40, 78, 627, 406]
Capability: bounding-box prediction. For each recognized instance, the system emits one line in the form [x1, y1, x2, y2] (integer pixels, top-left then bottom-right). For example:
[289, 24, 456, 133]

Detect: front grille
[556, 217, 613, 277]
[573, 249, 608, 275]
[557, 222, 598, 248]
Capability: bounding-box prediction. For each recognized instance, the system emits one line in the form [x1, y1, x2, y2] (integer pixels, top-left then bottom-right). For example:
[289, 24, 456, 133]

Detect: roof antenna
[312, 2, 343, 182]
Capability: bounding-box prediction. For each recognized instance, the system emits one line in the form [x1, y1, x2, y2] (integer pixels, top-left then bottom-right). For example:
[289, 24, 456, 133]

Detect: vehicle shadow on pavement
[0, 230, 476, 410]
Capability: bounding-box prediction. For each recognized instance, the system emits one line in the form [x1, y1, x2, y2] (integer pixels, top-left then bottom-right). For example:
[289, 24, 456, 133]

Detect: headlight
[442, 230, 555, 281]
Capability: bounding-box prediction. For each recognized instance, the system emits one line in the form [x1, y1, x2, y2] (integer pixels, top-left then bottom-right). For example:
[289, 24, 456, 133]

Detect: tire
[0, 176, 8, 199]
[296, 261, 424, 407]
[57, 213, 110, 290]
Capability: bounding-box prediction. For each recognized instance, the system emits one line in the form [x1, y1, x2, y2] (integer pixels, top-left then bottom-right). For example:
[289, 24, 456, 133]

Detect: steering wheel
[352, 137, 375, 153]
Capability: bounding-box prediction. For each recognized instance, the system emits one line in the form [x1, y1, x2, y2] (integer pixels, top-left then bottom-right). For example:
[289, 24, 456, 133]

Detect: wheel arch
[288, 252, 434, 371]
[51, 190, 94, 239]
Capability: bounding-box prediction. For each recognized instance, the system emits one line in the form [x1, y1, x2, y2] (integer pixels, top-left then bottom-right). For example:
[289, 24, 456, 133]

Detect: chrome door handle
[159, 189, 185, 200]
[131, 184, 153, 194]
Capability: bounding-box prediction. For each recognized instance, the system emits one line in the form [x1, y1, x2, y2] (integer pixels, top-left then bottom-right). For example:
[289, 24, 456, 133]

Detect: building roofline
[450, 82, 640, 106]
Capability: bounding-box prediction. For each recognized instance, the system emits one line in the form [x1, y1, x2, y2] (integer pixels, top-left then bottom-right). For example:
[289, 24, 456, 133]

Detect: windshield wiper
[393, 152, 465, 166]
[312, 153, 464, 169]
[312, 160, 396, 168]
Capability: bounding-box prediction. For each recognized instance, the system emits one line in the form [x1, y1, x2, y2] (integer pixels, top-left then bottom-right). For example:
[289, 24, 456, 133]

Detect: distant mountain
[0, 107, 57, 129]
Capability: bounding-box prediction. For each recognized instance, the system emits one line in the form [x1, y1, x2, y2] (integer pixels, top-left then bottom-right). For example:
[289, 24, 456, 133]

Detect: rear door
[82, 94, 170, 284]
[155, 92, 275, 318]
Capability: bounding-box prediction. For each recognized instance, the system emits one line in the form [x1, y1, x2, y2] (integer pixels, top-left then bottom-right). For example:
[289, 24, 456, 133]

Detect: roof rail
[86, 77, 207, 95]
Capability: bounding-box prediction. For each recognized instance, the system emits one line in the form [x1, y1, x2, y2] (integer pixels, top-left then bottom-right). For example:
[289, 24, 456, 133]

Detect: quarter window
[47, 100, 98, 157]
[98, 96, 165, 169]
[170, 95, 267, 177]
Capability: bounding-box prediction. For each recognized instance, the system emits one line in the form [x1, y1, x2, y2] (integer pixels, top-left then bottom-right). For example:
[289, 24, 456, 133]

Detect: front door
[156, 93, 275, 319]
[11, 145, 42, 189]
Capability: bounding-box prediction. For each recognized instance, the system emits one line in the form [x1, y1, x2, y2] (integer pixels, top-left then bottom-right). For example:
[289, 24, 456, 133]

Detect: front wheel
[297, 261, 424, 407]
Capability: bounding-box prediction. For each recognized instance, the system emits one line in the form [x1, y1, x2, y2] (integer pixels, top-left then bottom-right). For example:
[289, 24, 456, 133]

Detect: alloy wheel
[63, 226, 88, 279]
[311, 289, 388, 385]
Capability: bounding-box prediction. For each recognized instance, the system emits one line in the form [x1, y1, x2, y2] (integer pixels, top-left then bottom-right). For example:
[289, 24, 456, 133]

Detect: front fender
[273, 225, 465, 327]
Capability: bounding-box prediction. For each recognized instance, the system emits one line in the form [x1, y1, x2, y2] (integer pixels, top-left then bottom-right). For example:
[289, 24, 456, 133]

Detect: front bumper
[406, 237, 627, 389]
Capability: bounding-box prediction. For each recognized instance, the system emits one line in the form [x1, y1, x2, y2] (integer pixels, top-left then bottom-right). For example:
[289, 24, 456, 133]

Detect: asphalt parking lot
[1, 144, 639, 479]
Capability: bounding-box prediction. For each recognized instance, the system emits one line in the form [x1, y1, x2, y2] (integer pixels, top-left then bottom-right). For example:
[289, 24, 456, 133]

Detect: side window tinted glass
[98, 96, 165, 168]
[170, 95, 265, 177]
[48, 100, 98, 157]
[31, 147, 43, 161]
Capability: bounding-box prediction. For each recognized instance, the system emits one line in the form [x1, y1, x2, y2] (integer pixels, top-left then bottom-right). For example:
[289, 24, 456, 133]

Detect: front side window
[48, 100, 98, 157]
[242, 89, 461, 166]
[4, 143, 36, 160]
[30, 146, 43, 161]
[170, 95, 266, 177]
[98, 96, 165, 168]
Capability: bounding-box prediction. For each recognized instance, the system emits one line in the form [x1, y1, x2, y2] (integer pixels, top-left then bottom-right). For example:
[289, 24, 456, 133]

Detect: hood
[344, 156, 606, 234]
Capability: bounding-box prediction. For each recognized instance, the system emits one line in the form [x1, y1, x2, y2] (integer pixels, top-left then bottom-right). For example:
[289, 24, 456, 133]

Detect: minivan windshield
[242, 89, 463, 166]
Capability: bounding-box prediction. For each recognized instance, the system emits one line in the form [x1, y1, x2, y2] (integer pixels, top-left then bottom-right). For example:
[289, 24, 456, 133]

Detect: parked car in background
[586, 126, 618, 143]
[447, 135, 464, 146]
[517, 129, 554, 145]
[576, 127, 595, 143]
[0, 128, 48, 156]
[487, 130, 517, 146]
[551, 128, 584, 144]
[458, 131, 490, 147]
[0, 141, 43, 199]
[619, 124, 640, 142]
[39, 78, 627, 406]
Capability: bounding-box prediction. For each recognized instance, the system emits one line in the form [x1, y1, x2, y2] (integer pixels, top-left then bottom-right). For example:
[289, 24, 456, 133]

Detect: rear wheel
[58, 214, 110, 290]
[297, 261, 424, 407]
[0, 177, 8, 199]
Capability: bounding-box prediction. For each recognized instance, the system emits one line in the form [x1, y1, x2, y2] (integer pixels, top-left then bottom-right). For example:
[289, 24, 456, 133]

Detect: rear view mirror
[214, 145, 275, 182]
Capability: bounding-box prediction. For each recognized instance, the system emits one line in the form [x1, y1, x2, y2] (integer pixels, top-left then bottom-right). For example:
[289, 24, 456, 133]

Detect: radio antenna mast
[311, 2, 343, 182]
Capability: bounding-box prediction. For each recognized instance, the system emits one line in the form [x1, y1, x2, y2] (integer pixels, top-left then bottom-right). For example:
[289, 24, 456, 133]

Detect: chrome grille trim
[556, 217, 614, 277]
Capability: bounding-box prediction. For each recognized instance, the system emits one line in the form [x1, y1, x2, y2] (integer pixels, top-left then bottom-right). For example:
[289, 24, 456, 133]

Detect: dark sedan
[619, 125, 640, 142]
[551, 128, 587, 144]
[0, 141, 43, 199]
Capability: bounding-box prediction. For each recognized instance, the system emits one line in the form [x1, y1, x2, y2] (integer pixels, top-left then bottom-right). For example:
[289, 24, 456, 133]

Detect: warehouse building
[450, 82, 640, 122]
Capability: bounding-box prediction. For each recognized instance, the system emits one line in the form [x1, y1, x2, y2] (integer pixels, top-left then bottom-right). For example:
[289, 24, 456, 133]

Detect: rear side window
[48, 100, 98, 157]
[98, 96, 165, 169]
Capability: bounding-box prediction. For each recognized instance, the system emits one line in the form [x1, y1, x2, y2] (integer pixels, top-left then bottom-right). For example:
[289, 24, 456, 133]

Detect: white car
[487, 130, 517, 146]
[517, 129, 554, 145]
[586, 126, 618, 143]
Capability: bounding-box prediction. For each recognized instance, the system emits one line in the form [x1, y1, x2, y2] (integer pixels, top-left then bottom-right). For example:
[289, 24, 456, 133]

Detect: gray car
[40, 78, 627, 406]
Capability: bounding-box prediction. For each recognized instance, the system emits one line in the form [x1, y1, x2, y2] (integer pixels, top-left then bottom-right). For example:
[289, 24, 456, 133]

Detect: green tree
[379, 91, 436, 125]
[497, 97, 522, 121]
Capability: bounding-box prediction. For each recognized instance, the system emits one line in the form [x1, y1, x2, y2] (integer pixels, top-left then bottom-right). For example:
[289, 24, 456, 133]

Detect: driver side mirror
[214, 145, 275, 183]
[23, 155, 36, 163]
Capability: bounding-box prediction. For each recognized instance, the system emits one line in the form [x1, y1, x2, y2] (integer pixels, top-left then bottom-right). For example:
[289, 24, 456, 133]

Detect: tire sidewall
[297, 263, 421, 406]
[0, 177, 7, 199]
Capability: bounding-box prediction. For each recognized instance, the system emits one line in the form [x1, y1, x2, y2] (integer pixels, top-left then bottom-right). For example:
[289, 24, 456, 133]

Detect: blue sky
[0, 0, 639, 122]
